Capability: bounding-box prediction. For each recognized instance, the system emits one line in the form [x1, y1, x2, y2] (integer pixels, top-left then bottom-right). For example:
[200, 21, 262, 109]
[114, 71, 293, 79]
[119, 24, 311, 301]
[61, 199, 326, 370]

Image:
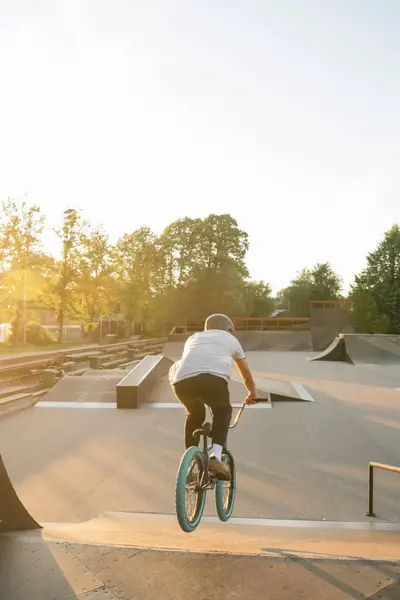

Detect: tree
[182, 263, 248, 319]
[349, 286, 389, 333]
[350, 225, 400, 333]
[196, 214, 249, 276]
[243, 281, 275, 317]
[145, 214, 251, 333]
[114, 226, 156, 336]
[0, 199, 45, 344]
[155, 217, 203, 289]
[77, 226, 113, 339]
[52, 209, 84, 342]
[278, 263, 343, 317]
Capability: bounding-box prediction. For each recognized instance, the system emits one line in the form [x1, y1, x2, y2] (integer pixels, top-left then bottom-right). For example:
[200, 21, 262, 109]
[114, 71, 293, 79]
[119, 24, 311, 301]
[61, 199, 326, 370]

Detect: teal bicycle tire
[215, 450, 236, 522]
[175, 446, 207, 533]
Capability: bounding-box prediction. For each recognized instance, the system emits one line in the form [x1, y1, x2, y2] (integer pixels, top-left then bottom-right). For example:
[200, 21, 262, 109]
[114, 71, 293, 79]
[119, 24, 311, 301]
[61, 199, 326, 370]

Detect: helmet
[204, 314, 235, 332]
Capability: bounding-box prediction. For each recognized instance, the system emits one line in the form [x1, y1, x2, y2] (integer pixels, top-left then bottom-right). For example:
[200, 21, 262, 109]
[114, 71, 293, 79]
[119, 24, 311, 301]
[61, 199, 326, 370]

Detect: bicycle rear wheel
[175, 447, 206, 533]
[215, 450, 236, 521]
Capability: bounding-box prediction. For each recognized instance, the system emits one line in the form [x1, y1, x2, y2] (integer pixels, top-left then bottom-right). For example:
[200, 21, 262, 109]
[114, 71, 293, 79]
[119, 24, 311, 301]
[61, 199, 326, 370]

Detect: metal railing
[177, 317, 311, 333]
[366, 461, 400, 517]
[309, 300, 353, 310]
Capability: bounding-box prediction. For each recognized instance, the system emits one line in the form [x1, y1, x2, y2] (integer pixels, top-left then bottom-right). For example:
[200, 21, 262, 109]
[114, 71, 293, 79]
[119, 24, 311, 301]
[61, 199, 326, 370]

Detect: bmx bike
[175, 398, 268, 533]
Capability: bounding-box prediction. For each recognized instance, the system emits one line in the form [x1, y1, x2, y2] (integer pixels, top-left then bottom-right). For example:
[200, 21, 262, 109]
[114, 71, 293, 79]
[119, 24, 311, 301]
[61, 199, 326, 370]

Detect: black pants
[172, 374, 232, 449]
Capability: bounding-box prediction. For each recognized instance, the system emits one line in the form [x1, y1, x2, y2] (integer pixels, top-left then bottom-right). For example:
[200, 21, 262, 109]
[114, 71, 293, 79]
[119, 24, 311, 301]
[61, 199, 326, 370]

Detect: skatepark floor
[2, 346, 400, 598]
[3, 531, 400, 600]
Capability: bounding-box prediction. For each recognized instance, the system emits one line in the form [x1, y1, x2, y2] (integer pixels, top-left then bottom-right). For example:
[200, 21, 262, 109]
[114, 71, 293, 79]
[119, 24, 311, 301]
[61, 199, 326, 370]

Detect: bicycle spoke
[185, 455, 203, 523]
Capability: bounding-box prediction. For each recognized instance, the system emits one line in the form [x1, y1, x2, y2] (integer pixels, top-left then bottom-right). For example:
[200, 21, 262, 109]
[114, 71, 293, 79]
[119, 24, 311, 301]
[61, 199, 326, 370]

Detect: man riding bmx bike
[169, 314, 258, 481]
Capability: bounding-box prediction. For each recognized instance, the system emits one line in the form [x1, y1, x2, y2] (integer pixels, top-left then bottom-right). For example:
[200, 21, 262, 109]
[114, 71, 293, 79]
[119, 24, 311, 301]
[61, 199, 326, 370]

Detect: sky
[0, 0, 399, 294]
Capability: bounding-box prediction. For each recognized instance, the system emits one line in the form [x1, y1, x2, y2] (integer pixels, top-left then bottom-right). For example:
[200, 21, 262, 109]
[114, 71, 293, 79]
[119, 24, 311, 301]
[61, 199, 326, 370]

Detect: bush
[26, 323, 56, 345]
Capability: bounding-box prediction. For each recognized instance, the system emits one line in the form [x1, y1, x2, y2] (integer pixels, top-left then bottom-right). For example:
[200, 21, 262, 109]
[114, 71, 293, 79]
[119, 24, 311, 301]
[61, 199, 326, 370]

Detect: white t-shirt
[169, 330, 246, 385]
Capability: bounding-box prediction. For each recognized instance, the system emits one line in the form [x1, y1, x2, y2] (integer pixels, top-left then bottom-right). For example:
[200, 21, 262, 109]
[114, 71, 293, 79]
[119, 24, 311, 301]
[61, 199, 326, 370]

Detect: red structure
[173, 301, 352, 335]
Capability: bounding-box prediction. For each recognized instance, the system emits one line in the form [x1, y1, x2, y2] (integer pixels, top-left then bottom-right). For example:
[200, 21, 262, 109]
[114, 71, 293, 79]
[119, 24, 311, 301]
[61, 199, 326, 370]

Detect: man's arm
[234, 357, 257, 404]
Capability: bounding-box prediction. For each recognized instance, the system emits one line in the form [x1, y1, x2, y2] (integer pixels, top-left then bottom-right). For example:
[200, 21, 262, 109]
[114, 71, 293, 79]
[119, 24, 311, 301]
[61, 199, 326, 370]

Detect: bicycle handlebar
[229, 397, 269, 429]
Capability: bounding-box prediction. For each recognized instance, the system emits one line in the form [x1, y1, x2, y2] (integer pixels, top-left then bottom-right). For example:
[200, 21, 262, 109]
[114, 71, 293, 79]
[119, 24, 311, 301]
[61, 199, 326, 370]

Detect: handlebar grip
[254, 397, 270, 403]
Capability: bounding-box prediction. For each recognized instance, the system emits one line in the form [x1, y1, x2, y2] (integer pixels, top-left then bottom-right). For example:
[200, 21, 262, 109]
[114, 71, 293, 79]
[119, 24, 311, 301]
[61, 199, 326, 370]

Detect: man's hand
[245, 392, 258, 406]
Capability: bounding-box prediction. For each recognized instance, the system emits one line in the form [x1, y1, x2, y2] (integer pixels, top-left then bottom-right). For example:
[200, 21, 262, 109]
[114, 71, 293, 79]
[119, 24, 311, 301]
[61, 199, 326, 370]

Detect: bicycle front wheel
[175, 446, 206, 533]
[215, 450, 236, 521]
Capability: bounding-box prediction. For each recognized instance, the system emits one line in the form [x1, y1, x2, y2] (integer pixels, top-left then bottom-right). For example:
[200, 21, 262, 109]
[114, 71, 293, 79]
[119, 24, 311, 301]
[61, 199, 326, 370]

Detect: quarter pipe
[0, 454, 41, 532]
[310, 333, 400, 365]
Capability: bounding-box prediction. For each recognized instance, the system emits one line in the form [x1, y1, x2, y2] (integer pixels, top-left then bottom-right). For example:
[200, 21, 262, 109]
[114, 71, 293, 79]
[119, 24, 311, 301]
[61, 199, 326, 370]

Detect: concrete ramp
[40, 371, 126, 404]
[310, 333, 400, 365]
[147, 372, 311, 405]
[3, 521, 400, 600]
[236, 331, 312, 351]
[0, 454, 40, 532]
[44, 511, 400, 560]
[165, 332, 312, 355]
[309, 336, 352, 363]
[145, 373, 272, 406]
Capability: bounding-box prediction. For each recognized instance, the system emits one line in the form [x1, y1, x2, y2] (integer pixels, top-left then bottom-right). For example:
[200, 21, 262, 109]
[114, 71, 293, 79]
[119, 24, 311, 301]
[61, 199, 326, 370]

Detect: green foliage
[52, 208, 85, 342]
[243, 281, 275, 317]
[350, 225, 400, 333]
[114, 226, 156, 336]
[277, 263, 343, 317]
[0, 199, 46, 343]
[26, 322, 56, 345]
[4, 198, 400, 341]
[77, 226, 113, 338]
[349, 287, 390, 333]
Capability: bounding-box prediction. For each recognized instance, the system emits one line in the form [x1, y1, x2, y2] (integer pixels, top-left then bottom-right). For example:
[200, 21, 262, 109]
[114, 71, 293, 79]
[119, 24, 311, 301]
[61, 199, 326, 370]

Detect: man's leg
[172, 378, 206, 449]
[200, 375, 232, 480]
[205, 377, 232, 452]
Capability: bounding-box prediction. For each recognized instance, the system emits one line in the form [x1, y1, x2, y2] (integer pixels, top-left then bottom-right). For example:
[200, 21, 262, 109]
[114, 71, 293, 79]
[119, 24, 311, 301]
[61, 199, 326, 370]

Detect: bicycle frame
[196, 400, 260, 491]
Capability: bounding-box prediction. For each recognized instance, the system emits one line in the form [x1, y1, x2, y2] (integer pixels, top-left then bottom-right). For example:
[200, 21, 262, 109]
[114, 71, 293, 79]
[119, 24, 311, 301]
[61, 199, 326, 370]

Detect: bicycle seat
[193, 422, 212, 438]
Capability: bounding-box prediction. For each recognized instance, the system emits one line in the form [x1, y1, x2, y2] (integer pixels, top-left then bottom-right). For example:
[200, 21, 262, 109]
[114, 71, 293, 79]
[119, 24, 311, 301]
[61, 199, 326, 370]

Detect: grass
[0, 340, 96, 356]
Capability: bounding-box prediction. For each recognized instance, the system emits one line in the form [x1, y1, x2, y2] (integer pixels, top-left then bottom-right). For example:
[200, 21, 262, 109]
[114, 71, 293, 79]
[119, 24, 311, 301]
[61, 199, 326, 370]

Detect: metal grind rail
[367, 461, 400, 517]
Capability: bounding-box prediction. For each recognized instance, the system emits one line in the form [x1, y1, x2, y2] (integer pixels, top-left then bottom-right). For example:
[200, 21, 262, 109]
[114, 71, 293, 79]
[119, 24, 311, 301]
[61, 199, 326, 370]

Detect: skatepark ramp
[168, 331, 312, 351]
[310, 333, 400, 365]
[0, 454, 40, 532]
[235, 331, 312, 351]
[3, 515, 400, 600]
[39, 369, 128, 404]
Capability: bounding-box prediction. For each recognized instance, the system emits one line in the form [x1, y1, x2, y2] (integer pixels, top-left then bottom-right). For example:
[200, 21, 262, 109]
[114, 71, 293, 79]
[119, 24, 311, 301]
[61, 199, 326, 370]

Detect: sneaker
[208, 456, 231, 481]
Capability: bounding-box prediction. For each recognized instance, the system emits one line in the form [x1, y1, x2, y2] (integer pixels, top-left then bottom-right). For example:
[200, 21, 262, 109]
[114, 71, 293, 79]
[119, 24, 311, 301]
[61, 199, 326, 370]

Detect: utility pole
[23, 267, 27, 345]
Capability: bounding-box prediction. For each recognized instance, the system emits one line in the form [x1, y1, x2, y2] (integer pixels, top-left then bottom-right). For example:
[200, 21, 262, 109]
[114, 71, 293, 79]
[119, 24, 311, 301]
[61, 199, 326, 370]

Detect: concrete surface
[235, 330, 312, 351]
[2, 343, 400, 599]
[44, 511, 400, 560]
[0, 454, 41, 532]
[148, 372, 274, 404]
[312, 334, 400, 366]
[1, 363, 400, 523]
[1, 532, 400, 600]
[40, 371, 127, 403]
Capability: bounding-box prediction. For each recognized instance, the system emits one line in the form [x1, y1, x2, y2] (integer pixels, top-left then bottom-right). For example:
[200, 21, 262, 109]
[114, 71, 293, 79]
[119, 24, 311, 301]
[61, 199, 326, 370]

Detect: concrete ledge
[116, 355, 173, 409]
[0, 392, 39, 419]
[43, 511, 400, 560]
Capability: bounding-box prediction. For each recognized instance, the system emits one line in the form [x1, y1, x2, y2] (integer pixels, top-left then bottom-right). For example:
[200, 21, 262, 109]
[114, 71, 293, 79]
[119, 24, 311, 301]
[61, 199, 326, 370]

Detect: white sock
[211, 444, 223, 461]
